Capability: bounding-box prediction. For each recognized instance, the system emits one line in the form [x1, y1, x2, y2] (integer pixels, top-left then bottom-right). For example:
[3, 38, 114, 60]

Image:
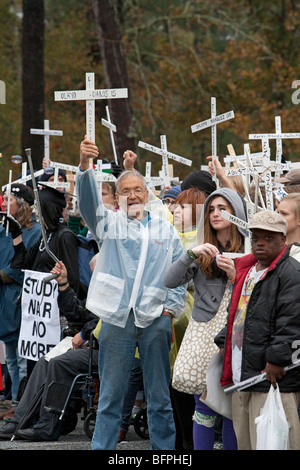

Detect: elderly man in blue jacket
[76, 137, 187, 450]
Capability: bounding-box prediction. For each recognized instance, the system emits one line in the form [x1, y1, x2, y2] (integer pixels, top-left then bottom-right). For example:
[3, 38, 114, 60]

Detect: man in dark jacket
[218, 209, 300, 450]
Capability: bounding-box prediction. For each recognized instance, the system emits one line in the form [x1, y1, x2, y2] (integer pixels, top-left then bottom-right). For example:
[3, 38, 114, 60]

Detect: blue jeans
[120, 356, 143, 433]
[91, 311, 175, 450]
[4, 340, 27, 401]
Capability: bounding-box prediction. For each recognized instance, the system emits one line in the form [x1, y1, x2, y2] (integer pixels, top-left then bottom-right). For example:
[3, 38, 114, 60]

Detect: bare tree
[22, 0, 44, 169]
[92, 0, 136, 166]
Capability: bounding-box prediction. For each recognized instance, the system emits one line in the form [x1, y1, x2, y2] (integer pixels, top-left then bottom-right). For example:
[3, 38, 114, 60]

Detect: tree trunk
[22, 0, 44, 170]
[92, 0, 136, 166]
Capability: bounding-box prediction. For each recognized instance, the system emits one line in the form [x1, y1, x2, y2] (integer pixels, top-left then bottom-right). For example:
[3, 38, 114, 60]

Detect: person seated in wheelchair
[0, 258, 99, 442]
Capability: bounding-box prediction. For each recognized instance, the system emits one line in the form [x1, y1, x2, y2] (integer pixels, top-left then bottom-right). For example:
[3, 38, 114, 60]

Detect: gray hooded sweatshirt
[163, 188, 248, 322]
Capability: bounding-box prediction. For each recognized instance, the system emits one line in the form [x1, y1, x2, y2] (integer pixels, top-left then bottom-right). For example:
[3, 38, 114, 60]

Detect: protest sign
[18, 270, 61, 361]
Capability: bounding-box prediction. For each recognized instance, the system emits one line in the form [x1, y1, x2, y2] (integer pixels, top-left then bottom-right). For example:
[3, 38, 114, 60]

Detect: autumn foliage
[0, 0, 300, 188]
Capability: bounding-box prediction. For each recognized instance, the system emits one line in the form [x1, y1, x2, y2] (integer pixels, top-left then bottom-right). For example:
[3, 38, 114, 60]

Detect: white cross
[21, 162, 28, 179]
[30, 119, 63, 167]
[220, 210, 251, 255]
[144, 161, 167, 188]
[160, 135, 170, 184]
[50, 159, 116, 210]
[249, 119, 300, 179]
[274, 116, 283, 178]
[95, 160, 116, 184]
[54, 72, 128, 144]
[248, 124, 300, 145]
[224, 143, 265, 168]
[191, 97, 235, 187]
[2, 168, 45, 191]
[138, 136, 191, 186]
[0, 80, 5, 104]
[50, 161, 81, 213]
[225, 144, 252, 203]
[94, 160, 116, 202]
[101, 105, 118, 164]
[224, 141, 295, 212]
[4, 170, 12, 236]
[223, 144, 265, 215]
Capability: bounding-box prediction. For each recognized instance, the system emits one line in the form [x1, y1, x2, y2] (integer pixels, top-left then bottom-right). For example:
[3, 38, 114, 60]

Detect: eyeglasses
[163, 198, 176, 205]
[118, 188, 145, 197]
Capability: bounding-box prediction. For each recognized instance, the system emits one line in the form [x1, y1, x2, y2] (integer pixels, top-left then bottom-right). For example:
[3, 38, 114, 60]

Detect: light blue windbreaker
[76, 167, 187, 328]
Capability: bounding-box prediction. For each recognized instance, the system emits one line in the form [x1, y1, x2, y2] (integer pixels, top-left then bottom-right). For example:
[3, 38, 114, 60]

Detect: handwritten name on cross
[221, 210, 251, 255]
[249, 119, 300, 179]
[138, 136, 191, 186]
[30, 119, 63, 167]
[101, 105, 118, 165]
[54, 73, 128, 144]
[191, 97, 235, 188]
[144, 162, 166, 188]
[224, 141, 295, 212]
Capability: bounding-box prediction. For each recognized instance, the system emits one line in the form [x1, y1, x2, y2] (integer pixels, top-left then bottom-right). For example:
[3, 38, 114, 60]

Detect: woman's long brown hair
[199, 195, 244, 278]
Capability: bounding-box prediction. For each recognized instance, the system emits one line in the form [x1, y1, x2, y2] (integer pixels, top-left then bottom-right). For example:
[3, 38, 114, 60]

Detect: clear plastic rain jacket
[76, 167, 187, 328]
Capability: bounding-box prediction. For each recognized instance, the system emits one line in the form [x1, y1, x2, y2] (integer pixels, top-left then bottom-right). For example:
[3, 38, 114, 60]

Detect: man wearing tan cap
[275, 168, 300, 186]
[215, 209, 300, 450]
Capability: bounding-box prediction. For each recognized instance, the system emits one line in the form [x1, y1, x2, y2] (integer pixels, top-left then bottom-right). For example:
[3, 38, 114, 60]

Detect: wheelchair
[43, 332, 149, 441]
[43, 331, 99, 439]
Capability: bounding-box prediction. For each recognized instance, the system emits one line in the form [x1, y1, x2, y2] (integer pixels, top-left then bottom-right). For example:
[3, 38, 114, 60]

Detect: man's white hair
[115, 170, 147, 193]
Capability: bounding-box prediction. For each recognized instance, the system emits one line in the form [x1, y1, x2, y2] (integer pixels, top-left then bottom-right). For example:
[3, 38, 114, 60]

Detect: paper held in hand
[44, 336, 73, 362]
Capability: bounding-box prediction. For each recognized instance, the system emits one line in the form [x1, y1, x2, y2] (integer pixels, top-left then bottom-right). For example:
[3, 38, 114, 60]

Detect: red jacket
[221, 246, 288, 387]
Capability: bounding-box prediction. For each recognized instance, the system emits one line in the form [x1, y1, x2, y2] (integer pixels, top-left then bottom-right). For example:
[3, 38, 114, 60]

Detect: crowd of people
[0, 136, 300, 451]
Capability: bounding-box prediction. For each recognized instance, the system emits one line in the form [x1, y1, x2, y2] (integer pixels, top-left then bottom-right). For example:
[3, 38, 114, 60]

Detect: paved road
[0, 414, 150, 451]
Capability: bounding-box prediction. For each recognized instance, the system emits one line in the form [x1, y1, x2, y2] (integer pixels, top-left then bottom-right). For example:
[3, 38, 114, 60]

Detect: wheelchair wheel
[83, 409, 96, 439]
[133, 408, 149, 440]
[60, 406, 78, 435]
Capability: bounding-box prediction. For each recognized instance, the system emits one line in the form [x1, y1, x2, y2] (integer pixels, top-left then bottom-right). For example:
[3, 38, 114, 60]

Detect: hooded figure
[38, 184, 67, 231]
[10, 184, 81, 297]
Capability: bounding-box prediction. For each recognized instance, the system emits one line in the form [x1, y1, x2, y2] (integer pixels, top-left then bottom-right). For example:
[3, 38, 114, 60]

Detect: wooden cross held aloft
[2, 168, 45, 192]
[30, 119, 63, 167]
[144, 162, 167, 188]
[138, 135, 192, 187]
[224, 144, 265, 168]
[249, 117, 300, 179]
[191, 97, 235, 188]
[101, 105, 118, 165]
[54, 72, 128, 144]
[95, 159, 116, 186]
[224, 141, 296, 212]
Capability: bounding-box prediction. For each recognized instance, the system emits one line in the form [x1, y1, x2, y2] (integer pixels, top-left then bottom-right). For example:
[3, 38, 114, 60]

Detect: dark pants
[12, 348, 98, 440]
